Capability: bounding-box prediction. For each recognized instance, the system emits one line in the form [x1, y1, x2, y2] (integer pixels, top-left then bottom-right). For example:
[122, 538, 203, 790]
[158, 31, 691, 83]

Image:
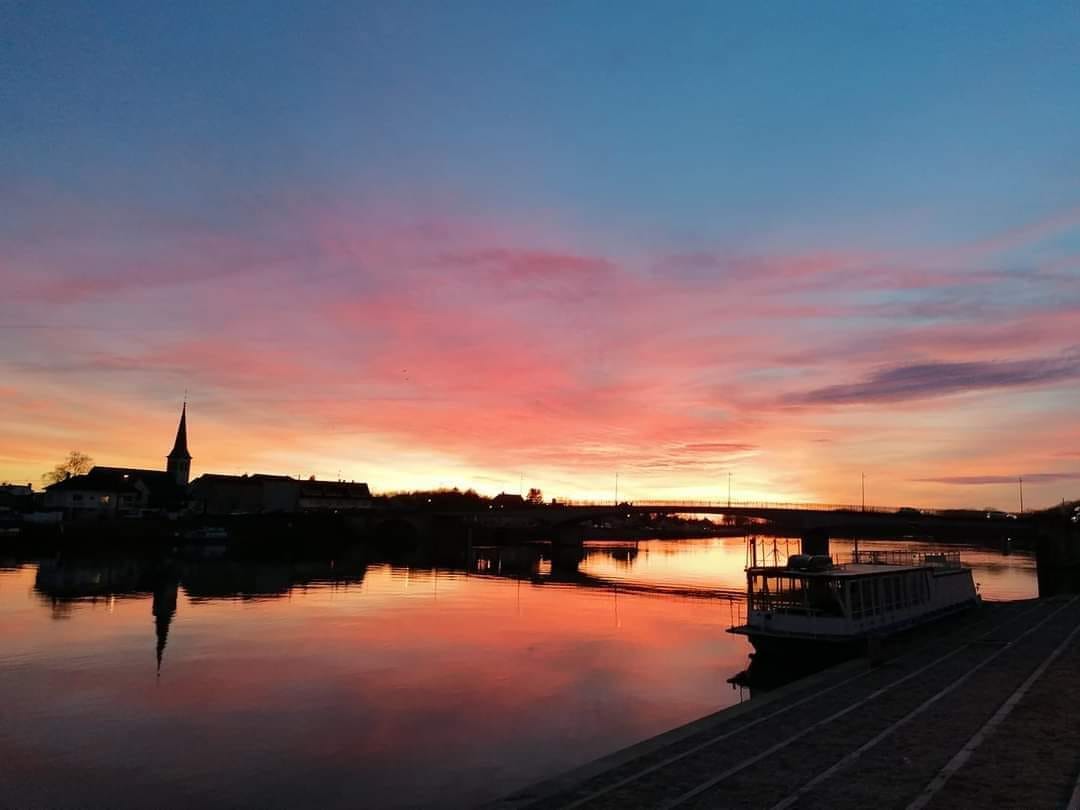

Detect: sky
[2, 1, 1079, 508]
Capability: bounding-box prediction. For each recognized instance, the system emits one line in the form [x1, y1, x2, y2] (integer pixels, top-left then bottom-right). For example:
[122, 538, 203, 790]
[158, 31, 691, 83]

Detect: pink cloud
[938, 205, 1080, 264]
[3, 192, 1080, 506]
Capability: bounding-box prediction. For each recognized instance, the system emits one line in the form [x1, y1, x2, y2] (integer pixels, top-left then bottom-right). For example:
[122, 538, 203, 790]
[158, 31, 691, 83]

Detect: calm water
[0, 537, 1036, 808]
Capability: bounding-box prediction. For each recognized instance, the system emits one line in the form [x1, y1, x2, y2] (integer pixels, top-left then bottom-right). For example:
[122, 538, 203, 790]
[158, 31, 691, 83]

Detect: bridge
[364, 497, 1071, 591]
[453, 499, 1037, 549]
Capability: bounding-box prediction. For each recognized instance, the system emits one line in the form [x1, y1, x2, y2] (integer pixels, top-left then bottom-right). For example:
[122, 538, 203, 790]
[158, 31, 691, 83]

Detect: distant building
[0, 483, 33, 511]
[187, 474, 298, 515]
[39, 402, 377, 520]
[298, 479, 372, 511]
[188, 474, 371, 515]
[44, 404, 192, 518]
[491, 492, 526, 509]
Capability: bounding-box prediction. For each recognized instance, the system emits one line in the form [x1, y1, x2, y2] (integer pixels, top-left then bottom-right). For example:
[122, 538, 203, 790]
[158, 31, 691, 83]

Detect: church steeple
[166, 401, 191, 486]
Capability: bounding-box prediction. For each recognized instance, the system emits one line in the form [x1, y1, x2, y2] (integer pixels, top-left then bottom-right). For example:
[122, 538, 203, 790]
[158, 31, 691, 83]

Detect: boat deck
[494, 597, 1080, 810]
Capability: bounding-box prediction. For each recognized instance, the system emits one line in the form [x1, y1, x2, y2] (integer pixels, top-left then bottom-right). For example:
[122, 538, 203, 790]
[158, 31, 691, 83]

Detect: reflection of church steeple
[152, 577, 179, 676]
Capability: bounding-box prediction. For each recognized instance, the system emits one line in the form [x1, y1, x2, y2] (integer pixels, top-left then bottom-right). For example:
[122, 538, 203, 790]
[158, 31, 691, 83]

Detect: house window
[73, 494, 83, 502]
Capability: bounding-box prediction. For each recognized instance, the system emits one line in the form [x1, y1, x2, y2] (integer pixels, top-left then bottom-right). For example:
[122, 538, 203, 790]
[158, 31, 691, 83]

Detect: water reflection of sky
[579, 536, 1037, 602]
[0, 537, 1037, 808]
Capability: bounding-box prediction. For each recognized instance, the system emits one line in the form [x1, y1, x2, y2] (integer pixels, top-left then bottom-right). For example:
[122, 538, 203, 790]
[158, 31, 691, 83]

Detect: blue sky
[6, 1, 1078, 236]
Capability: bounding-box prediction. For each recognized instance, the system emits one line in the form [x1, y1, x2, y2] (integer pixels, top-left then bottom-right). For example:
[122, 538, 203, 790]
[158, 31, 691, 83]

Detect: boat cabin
[737, 549, 978, 645]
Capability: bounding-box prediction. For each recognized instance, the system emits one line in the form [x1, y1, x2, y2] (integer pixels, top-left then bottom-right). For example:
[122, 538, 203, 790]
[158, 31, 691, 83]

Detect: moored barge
[730, 548, 980, 658]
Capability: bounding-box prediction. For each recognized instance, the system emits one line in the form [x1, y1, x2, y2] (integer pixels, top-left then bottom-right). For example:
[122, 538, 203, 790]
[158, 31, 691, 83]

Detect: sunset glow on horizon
[3, 3, 1079, 508]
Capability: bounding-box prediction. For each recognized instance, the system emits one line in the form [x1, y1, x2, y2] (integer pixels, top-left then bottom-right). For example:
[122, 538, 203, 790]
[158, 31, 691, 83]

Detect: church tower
[166, 402, 192, 486]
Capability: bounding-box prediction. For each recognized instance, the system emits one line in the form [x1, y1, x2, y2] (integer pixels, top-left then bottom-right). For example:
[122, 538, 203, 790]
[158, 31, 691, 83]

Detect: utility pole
[861, 473, 866, 513]
[614, 472, 619, 506]
[728, 471, 732, 508]
[1019, 476, 1024, 514]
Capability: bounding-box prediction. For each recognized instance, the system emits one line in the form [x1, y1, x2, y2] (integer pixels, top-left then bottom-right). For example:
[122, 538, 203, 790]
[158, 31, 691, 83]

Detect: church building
[45, 403, 193, 517]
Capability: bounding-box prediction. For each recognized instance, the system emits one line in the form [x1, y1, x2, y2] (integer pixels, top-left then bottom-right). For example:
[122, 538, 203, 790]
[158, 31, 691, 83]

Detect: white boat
[729, 547, 979, 658]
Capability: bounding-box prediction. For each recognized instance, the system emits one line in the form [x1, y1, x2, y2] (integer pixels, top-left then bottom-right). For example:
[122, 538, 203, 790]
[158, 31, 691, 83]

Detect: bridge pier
[550, 526, 585, 547]
[550, 544, 585, 574]
[1036, 524, 1080, 597]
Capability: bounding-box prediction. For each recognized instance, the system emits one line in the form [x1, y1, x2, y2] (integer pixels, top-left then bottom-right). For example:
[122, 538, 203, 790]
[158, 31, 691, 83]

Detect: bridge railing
[552, 499, 938, 515]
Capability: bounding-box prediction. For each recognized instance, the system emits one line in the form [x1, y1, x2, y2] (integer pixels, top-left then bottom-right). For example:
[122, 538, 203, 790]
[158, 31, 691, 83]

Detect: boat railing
[843, 549, 963, 569]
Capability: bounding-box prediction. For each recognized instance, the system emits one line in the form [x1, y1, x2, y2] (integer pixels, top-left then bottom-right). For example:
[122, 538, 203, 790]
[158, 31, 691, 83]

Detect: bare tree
[42, 450, 94, 485]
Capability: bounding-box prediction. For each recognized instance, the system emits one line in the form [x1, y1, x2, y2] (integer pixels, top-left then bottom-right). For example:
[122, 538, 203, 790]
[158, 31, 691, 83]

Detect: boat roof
[748, 562, 958, 578]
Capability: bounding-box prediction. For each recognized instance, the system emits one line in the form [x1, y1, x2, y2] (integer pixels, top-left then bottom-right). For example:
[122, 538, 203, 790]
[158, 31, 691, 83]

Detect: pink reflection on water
[0, 537, 1038, 808]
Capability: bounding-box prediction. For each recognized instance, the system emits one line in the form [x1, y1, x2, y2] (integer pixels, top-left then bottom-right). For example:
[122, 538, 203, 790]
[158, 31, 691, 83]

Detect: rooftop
[750, 550, 965, 577]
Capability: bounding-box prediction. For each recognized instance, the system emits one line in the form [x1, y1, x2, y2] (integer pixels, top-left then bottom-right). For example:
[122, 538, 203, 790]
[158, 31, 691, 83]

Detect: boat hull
[733, 595, 980, 661]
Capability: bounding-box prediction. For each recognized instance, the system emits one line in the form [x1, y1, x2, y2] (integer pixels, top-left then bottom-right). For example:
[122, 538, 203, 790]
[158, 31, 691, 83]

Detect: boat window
[848, 580, 863, 618]
[805, 578, 842, 616]
[861, 579, 876, 616]
[749, 572, 844, 615]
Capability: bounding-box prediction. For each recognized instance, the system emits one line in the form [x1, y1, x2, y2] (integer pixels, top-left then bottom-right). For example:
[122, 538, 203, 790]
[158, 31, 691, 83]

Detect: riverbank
[494, 597, 1080, 809]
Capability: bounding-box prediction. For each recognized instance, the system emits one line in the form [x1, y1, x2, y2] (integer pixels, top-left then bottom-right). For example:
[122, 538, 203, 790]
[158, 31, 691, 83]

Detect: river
[0, 536, 1036, 808]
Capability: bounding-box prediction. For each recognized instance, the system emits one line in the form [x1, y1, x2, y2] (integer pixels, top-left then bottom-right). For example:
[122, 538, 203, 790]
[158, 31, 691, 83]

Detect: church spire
[169, 401, 190, 460]
[166, 401, 192, 485]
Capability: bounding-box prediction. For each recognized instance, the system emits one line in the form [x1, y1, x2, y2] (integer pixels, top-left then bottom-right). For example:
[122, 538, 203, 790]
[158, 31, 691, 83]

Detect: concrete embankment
[496, 598, 1080, 810]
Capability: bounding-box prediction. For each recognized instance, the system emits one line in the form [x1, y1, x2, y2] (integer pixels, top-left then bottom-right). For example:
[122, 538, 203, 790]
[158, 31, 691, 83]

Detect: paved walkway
[494, 597, 1080, 810]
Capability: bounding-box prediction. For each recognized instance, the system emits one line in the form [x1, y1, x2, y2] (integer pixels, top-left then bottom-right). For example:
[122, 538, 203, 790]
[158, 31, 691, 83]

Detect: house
[188, 474, 299, 515]
[44, 466, 187, 518]
[188, 474, 372, 515]
[298, 479, 371, 511]
[491, 493, 526, 509]
[44, 469, 145, 517]
[0, 483, 34, 511]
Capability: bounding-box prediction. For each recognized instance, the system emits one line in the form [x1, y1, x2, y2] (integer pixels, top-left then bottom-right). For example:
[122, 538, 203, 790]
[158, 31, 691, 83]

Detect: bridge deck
[494, 597, 1080, 810]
